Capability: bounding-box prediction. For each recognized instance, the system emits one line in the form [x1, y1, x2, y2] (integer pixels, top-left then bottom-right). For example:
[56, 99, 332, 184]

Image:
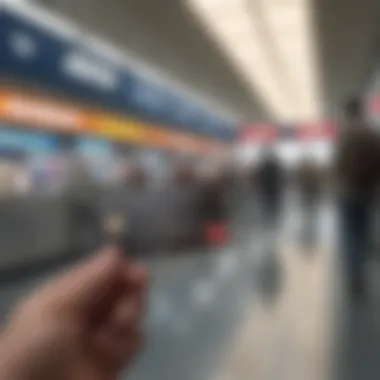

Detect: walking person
[256, 148, 284, 233]
[335, 96, 380, 299]
[255, 148, 285, 304]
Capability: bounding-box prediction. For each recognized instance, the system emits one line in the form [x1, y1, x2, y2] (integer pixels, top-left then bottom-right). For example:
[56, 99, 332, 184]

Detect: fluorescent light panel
[187, 0, 321, 123]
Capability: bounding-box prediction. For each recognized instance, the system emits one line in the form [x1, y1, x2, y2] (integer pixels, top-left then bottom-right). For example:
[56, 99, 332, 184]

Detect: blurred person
[297, 155, 323, 246]
[173, 162, 197, 187]
[256, 147, 285, 231]
[335, 96, 380, 299]
[255, 149, 285, 304]
[172, 162, 204, 249]
[247, 162, 258, 190]
[0, 247, 148, 380]
[200, 168, 229, 246]
[218, 165, 237, 193]
[126, 164, 147, 190]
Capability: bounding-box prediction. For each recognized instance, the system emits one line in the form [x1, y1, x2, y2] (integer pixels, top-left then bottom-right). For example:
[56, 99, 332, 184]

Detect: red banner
[369, 93, 380, 122]
[297, 122, 336, 141]
[239, 124, 277, 143]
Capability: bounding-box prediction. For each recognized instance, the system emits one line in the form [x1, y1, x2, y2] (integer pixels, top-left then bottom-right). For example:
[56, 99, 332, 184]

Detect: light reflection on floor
[215, 240, 335, 380]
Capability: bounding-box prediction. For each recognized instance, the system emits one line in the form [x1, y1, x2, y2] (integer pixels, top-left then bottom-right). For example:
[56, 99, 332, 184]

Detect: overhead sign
[0, 10, 125, 106]
[278, 125, 296, 140]
[237, 122, 336, 144]
[239, 124, 277, 143]
[0, 90, 88, 132]
[0, 8, 234, 141]
[0, 128, 58, 153]
[61, 50, 119, 92]
[368, 92, 380, 126]
[75, 138, 113, 156]
[297, 122, 336, 140]
[0, 87, 227, 155]
[93, 114, 148, 145]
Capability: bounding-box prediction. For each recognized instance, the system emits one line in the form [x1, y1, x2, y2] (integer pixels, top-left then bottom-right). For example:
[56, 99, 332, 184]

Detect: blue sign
[0, 8, 235, 141]
[0, 127, 58, 153]
[75, 137, 113, 156]
[0, 9, 128, 110]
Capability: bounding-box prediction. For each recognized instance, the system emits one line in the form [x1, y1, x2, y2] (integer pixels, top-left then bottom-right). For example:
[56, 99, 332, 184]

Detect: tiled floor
[214, 217, 336, 380]
[213, 198, 380, 380]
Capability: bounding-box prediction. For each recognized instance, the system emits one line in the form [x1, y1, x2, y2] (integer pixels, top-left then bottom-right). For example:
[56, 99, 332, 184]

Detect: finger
[124, 268, 150, 318]
[86, 265, 148, 329]
[92, 325, 143, 372]
[125, 264, 150, 293]
[109, 296, 143, 335]
[42, 247, 127, 316]
[77, 329, 143, 380]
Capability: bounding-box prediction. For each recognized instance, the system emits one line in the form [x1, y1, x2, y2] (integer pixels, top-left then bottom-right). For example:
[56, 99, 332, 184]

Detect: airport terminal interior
[2, 0, 380, 379]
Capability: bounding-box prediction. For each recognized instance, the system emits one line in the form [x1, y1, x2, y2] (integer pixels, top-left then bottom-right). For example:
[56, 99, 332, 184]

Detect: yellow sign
[0, 87, 229, 155]
[93, 115, 147, 144]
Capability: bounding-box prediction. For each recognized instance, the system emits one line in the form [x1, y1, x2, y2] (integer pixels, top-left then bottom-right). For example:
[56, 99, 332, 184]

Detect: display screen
[0, 127, 61, 195]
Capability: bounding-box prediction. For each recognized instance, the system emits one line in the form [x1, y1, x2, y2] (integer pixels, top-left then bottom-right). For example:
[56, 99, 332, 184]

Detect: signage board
[297, 122, 336, 141]
[239, 124, 277, 144]
[0, 8, 234, 141]
[0, 127, 58, 153]
[0, 87, 227, 155]
[0, 10, 126, 109]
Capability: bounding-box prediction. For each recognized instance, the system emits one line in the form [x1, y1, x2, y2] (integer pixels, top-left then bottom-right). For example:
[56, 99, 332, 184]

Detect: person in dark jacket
[256, 148, 284, 230]
[174, 162, 197, 187]
[335, 96, 380, 299]
[200, 169, 229, 246]
[201, 171, 228, 223]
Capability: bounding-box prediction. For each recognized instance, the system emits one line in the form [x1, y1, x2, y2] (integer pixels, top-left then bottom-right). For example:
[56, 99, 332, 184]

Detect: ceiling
[313, 0, 380, 117]
[24, 0, 380, 123]
[28, 0, 270, 122]
[187, 0, 320, 121]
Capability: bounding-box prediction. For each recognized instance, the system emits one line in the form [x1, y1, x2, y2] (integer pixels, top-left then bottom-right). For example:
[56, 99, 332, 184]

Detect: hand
[0, 247, 149, 380]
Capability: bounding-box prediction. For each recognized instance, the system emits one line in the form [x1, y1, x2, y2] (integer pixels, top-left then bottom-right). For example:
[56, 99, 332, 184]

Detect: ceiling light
[186, 0, 321, 123]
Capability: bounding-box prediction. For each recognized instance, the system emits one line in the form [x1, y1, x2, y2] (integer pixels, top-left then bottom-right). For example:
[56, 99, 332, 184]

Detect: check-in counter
[0, 195, 70, 270]
[0, 184, 236, 272]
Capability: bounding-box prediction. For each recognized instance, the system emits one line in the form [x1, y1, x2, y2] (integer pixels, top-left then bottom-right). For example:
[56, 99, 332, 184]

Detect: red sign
[369, 94, 380, 122]
[297, 122, 336, 141]
[239, 124, 277, 143]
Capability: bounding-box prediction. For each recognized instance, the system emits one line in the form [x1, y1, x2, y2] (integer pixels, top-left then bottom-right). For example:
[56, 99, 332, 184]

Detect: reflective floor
[216, 223, 335, 380]
[1, 195, 380, 380]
